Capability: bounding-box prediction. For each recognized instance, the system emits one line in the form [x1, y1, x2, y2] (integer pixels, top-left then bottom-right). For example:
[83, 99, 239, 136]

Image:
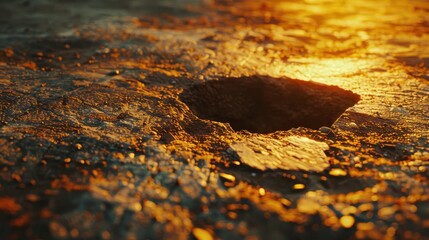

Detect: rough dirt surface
[0, 0, 429, 239]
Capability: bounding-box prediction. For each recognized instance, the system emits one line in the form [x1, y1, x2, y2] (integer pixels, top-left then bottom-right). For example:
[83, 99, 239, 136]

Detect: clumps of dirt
[180, 76, 360, 133]
[0, 37, 103, 71]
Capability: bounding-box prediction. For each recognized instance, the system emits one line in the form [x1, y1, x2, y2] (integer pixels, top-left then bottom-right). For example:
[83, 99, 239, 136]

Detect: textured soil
[0, 0, 429, 239]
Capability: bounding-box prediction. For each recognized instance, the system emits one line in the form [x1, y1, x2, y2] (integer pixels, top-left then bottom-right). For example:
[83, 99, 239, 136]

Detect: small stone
[130, 202, 142, 212]
[258, 188, 266, 196]
[329, 168, 347, 177]
[107, 70, 120, 76]
[91, 170, 99, 177]
[12, 174, 22, 182]
[192, 228, 213, 240]
[219, 173, 235, 182]
[228, 212, 238, 219]
[293, 183, 305, 190]
[137, 155, 145, 163]
[378, 206, 396, 219]
[126, 171, 134, 178]
[280, 198, 292, 207]
[319, 126, 332, 134]
[340, 215, 355, 228]
[75, 143, 82, 150]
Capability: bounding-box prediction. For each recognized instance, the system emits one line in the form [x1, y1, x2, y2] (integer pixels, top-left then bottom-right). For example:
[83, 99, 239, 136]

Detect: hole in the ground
[180, 76, 360, 134]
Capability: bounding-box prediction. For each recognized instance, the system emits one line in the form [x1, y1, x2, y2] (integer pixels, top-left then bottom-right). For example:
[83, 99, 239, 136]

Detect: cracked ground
[0, 0, 429, 239]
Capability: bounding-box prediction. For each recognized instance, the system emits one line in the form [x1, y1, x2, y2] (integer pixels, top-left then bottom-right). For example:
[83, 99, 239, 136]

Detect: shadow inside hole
[180, 76, 360, 134]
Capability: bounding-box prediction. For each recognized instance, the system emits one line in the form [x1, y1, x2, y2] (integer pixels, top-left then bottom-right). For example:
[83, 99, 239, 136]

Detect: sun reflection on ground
[288, 58, 379, 79]
[261, 58, 382, 88]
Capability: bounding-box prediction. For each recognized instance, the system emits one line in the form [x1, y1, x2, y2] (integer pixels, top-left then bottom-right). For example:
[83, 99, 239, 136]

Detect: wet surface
[0, 0, 429, 239]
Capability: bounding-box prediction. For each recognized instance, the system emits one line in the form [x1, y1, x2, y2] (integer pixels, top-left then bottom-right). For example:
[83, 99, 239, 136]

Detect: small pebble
[340, 215, 355, 228]
[258, 188, 266, 196]
[319, 126, 332, 134]
[192, 228, 213, 240]
[329, 168, 347, 177]
[107, 70, 120, 76]
[293, 184, 305, 190]
[219, 173, 235, 182]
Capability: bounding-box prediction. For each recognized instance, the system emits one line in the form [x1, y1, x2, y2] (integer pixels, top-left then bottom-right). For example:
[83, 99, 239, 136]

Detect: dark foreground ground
[0, 0, 429, 239]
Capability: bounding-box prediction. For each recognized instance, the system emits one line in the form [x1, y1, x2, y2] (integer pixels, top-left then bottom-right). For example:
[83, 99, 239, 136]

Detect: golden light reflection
[260, 0, 428, 92]
[263, 58, 382, 88]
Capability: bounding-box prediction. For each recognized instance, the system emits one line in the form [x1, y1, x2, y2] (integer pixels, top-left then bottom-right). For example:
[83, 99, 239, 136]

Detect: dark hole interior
[180, 76, 360, 134]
